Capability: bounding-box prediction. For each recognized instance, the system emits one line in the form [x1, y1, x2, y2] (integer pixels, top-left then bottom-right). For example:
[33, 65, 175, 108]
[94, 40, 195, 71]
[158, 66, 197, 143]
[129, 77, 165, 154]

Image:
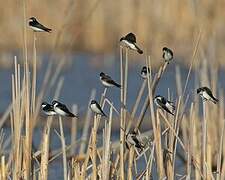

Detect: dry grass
[0, 0, 225, 180]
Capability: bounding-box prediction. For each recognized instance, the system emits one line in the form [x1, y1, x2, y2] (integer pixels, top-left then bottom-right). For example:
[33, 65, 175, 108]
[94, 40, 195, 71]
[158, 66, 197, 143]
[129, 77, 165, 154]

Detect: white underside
[126, 134, 136, 145]
[154, 98, 161, 108]
[154, 98, 174, 112]
[200, 91, 211, 100]
[141, 72, 148, 79]
[164, 52, 172, 61]
[90, 104, 102, 114]
[165, 102, 174, 111]
[54, 106, 67, 116]
[101, 80, 113, 87]
[30, 26, 45, 32]
[120, 40, 137, 50]
[44, 111, 56, 116]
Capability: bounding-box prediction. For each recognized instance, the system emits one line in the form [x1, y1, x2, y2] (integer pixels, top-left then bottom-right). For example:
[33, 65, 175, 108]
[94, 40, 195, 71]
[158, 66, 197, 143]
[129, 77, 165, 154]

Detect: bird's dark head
[162, 47, 168, 52]
[142, 66, 147, 71]
[100, 72, 105, 77]
[29, 17, 37, 22]
[52, 100, 59, 106]
[41, 102, 48, 108]
[154, 95, 161, 100]
[197, 88, 202, 94]
[130, 130, 137, 135]
[120, 37, 124, 42]
[90, 100, 97, 105]
[141, 66, 150, 73]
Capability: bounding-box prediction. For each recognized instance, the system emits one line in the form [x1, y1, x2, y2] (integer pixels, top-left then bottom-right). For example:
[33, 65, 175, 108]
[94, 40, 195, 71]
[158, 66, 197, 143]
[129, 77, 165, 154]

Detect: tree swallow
[120, 32, 143, 54]
[100, 72, 121, 88]
[197, 87, 218, 104]
[162, 47, 173, 63]
[154, 95, 175, 115]
[52, 100, 78, 118]
[140, 66, 150, 79]
[125, 130, 144, 151]
[41, 102, 56, 116]
[89, 100, 107, 117]
[28, 17, 52, 33]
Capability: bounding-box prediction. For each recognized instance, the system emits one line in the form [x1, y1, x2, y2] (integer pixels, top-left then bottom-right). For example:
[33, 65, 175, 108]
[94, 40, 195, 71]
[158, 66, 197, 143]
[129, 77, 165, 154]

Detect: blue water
[1, 53, 225, 114]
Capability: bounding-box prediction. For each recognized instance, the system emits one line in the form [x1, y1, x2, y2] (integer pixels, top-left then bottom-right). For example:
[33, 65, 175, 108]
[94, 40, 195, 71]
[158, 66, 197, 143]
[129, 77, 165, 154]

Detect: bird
[89, 100, 107, 117]
[52, 100, 78, 118]
[154, 95, 175, 115]
[28, 17, 52, 33]
[125, 130, 144, 152]
[100, 72, 121, 88]
[41, 102, 56, 116]
[120, 32, 143, 54]
[162, 47, 173, 63]
[197, 87, 218, 104]
[140, 66, 150, 79]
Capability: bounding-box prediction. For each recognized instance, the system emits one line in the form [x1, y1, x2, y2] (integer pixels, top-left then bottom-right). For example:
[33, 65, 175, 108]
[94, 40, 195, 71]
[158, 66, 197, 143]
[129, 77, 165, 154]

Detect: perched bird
[125, 130, 144, 152]
[100, 72, 121, 88]
[28, 17, 52, 33]
[52, 100, 78, 118]
[162, 47, 173, 63]
[120, 33, 143, 54]
[41, 102, 56, 116]
[154, 95, 175, 115]
[140, 66, 150, 79]
[197, 87, 218, 104]
[89, 100, 107, 117]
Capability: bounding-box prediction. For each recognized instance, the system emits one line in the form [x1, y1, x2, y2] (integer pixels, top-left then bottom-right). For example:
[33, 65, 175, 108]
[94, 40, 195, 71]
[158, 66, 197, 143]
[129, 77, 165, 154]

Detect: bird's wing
[57, 103, 71, 113]
[206, 89, 214, 98]
[157, 99, 174, 115]
[132, 135, 144, 149]
[160, 97, 167, 104]
[96, 103, 106, 116]
[101, 73, 111, 79]
[103, 77, 121, 87]
[167, 101, 175, 110]
[125, 33, 136, 43]
[170, 49, 174, 56]
[43, 104, 54, 111]
[34, 22, 51, 32]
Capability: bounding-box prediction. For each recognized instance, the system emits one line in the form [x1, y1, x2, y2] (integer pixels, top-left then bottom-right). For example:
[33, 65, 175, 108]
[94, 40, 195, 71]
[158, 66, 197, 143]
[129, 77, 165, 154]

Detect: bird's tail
[102, 112, 107, 117]
[135, 44, 143, 54]
[69, 112, 78, 118]
[114, 82, 121, 88]
[167, 109, 175, 116]
[46, 28, 52, 33]
[211, 96, 219, 104]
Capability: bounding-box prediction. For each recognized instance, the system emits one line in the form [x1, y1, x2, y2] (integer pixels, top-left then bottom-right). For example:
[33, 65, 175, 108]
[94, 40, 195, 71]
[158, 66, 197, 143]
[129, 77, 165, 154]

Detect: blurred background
[0, 0, 225, 114]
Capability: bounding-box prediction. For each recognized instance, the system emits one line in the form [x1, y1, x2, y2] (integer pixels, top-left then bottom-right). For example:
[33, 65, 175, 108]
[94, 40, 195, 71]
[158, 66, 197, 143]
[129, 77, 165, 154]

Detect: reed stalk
[145, 56, 165, 178]
[202, 101, 207, 178]
[79, 89, 96, 154]
[40, 79, 64, 180]
[102, 103, 113, 180]
[119, 46, 125, 179]
[58, 116, 68, 180]
[70, 104, 78, 155]
[1, 156, 6, 180]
